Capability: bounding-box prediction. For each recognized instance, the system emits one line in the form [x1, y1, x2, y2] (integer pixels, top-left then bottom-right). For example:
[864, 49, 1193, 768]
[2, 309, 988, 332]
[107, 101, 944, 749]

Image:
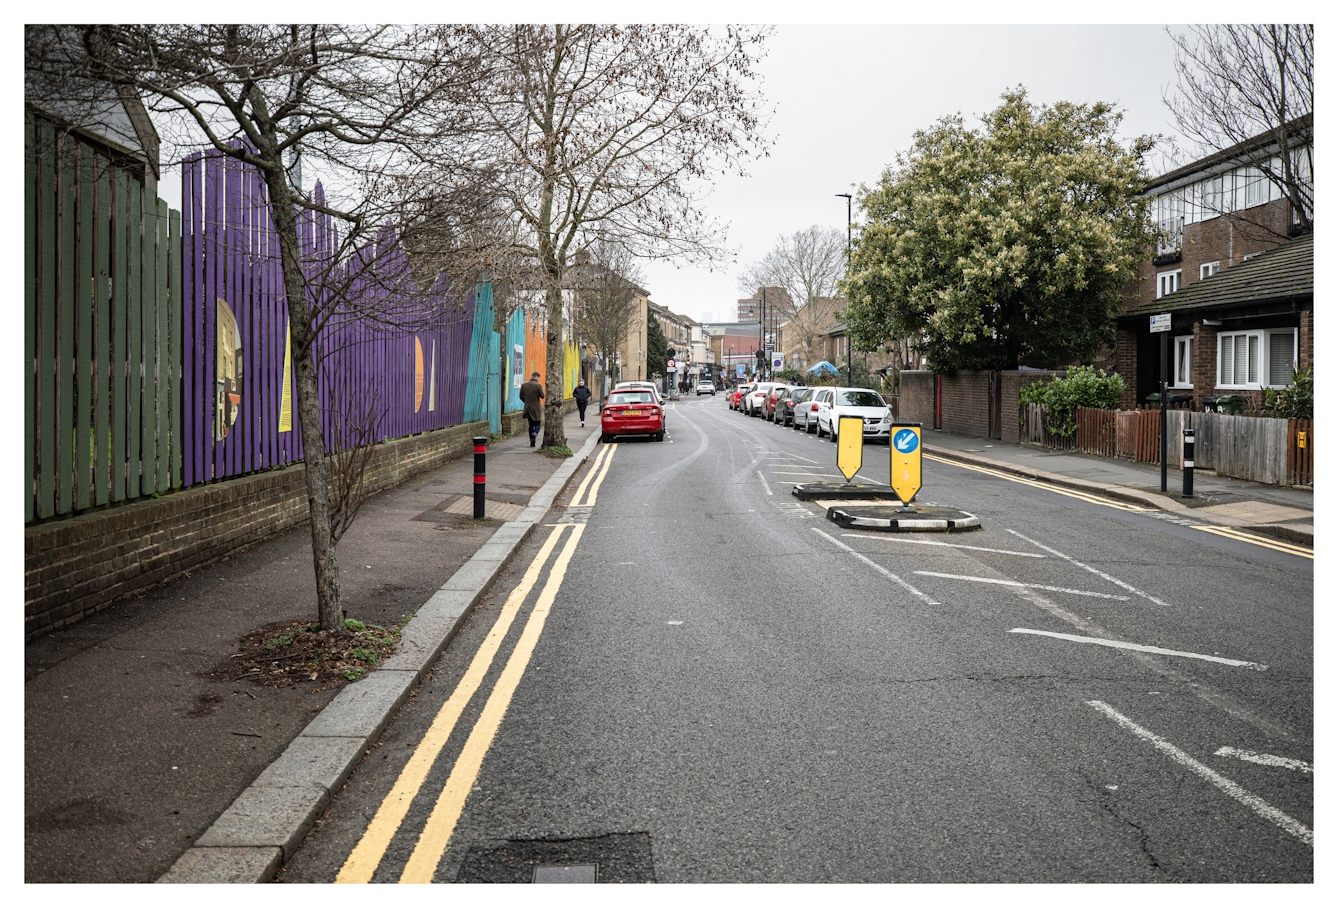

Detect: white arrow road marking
[1087, 701, 1311, 846]
[1214, 747, 1312, 773]
[1011, 628, 1267, 670]
[914, 571, 1130, 600]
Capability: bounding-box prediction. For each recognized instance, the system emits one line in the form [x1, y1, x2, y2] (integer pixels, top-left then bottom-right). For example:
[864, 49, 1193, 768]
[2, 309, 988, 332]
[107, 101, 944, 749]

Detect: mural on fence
[180, 147, 483, 488]
[28, 135, 572, 524]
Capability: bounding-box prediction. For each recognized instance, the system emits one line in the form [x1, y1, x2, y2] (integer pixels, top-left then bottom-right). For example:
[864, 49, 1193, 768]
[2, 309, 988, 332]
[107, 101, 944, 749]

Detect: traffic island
[791, 481, 900, 501]
[826, 503, 981, 532]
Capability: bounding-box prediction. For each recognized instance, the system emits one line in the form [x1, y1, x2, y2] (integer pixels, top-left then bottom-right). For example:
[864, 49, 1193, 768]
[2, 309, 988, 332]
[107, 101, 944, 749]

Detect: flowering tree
[843, 89, 1155, 373]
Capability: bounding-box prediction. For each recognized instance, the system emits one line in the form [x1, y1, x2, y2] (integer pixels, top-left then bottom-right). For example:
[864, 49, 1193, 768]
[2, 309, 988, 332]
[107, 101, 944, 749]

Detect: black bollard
[1182, 428, 1195, 499]
[473, 436, 487, 519]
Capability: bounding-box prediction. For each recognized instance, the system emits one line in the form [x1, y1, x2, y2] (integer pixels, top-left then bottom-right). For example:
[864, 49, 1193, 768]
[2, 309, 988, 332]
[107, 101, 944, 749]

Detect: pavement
[919, 430, 1313, 547]
[24, 413, 596, 883]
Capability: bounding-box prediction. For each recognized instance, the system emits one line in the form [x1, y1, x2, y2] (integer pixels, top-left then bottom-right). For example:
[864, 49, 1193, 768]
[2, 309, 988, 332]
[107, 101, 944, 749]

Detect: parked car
[798, 388, 832, 432]
[814, 387, 893, 442]
[744, 382, 782, 417]
[696, 381, 715, 396]
[615, 380, 662, 400]
[763, 385, 792, 422]
[730, 382, 754, 411]
[776, 387, 812, 427]
[600, 389, 665, 442]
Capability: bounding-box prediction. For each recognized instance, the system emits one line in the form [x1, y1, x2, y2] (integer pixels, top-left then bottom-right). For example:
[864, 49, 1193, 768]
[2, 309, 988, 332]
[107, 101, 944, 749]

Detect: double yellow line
[1192, 525, 1313, 560]
[336, 446, 617, 884]
[924, 453, 1152, 512]
[571, 443, 616, 507]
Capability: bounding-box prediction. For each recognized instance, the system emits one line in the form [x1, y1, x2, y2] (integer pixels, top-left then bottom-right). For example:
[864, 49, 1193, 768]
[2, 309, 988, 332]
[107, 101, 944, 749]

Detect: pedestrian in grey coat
[520, 372, 545, 447]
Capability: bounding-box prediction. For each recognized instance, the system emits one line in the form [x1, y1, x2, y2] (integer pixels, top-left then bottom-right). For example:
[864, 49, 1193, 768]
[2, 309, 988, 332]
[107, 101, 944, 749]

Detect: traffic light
[755, 348, 766, 365]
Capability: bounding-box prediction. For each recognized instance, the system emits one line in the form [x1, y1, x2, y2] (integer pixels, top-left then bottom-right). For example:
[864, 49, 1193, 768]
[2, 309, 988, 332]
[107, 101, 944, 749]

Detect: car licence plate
[625, 409, 642, 416]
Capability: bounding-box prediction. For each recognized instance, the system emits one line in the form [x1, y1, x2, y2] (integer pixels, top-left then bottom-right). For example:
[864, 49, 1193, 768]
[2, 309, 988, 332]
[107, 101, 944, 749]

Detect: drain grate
[455, 832, 655, 883]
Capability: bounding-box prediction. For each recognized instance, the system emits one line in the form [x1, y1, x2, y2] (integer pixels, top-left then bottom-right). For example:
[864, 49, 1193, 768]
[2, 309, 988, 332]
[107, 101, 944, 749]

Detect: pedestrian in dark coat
[520, 371, 545, 447]
[574, 379, 592, 427]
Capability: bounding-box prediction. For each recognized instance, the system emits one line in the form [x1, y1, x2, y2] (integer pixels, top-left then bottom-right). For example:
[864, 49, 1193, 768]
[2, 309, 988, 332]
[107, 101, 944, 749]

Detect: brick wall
[25, 421, 488, 640]
[1114, 327, 1140, 409]
[939, 372, 990, 438]
[1300, 310, 1313, 373]
[898, 371, 935, 426]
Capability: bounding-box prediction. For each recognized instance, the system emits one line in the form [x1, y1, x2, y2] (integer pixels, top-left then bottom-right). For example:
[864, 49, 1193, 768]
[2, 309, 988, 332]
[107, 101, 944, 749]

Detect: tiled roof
[1128, 233, 1312, 315]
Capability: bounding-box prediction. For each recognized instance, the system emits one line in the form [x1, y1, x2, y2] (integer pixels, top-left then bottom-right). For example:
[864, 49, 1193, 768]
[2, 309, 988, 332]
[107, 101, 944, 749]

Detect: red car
[600, 389, 665, 442]
[730, 383, 754, 411]
[764, 385, 792, 422]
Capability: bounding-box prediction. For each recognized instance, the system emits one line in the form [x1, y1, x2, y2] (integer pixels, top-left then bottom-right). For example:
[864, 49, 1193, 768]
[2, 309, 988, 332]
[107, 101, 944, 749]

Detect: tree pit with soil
[208, 616, 409, 690]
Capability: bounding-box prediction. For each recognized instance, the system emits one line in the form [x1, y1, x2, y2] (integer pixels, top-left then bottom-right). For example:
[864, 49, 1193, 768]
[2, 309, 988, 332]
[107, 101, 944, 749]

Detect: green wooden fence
[25, 119, 182, 523]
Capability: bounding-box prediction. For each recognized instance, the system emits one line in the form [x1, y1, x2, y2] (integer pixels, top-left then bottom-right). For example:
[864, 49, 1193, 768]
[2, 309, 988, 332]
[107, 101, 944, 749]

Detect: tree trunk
[542, 275, 566, 448]
[264, 164, 343, 631]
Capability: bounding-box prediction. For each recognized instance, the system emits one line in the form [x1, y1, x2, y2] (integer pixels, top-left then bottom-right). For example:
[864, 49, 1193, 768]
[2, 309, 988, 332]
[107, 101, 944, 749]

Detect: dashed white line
[1214, 747, 1312, 773]
[1010, 628, 1267, 670]
[913, 571, 1130, 600]
[1087, 700, 1311, 846]
[756, 470, 774, 496]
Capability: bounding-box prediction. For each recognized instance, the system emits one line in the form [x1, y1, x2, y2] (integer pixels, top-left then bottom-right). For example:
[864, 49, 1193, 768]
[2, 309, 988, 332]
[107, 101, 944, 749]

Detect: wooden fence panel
[25, 126, 182, 523]
[1076, 408, 1116, 457]
[1133, 408, 1159, 463]
[1288, 419, 1313, 486]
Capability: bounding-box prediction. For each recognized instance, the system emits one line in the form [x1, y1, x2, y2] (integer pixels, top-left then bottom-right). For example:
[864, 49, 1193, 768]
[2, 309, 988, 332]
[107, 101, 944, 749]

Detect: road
[279, 394, 1313, 883]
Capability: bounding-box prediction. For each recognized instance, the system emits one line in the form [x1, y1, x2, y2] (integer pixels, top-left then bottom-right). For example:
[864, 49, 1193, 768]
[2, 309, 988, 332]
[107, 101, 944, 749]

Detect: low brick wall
[501, 397, 578, 437]
[939, 372, 990, 438]
[1002, 370, 1064, 444]
[25, 421, 488, 641]
[898, 371, 935, 426]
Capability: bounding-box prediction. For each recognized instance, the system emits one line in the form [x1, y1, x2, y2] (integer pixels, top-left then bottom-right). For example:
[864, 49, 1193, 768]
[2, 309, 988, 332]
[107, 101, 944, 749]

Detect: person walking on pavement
[520, 371, 544, 447]
[574, 378, 592, 427]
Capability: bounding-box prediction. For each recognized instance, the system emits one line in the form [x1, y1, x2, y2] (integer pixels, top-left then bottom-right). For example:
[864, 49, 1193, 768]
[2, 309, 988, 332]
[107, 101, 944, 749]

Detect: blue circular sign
[893, 428, 919, 454]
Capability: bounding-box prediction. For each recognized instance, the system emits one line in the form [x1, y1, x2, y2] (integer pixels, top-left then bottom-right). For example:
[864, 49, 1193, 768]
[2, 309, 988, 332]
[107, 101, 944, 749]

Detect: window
[1200, 261, 1220, 280]
[1156, 270, 1181, 299]
[1173, 336, 1193, 388]
[1217, 330, 1298, 389]
[1243, 166, 1267, 208]
[1201, 175, 1223, 219]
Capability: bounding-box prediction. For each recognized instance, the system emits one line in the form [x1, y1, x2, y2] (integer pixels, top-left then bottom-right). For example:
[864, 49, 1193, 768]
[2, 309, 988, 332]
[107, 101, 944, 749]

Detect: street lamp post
[836, 192, 852, 386]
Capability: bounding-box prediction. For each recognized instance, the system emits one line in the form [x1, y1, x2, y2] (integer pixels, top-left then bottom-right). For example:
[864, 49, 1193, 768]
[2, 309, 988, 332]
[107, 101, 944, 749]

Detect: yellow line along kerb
[400, 523, 587, 883]
[569, 444, 610, 506]
[577, 443, 617, 507]
[334, 524, 571, 884]
[1192, 525, 1313, 559]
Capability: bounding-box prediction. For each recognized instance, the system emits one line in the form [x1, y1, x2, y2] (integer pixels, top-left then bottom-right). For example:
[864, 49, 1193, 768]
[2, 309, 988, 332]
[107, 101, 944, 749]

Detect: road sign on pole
[890, 423, 922, 507]
[836, 415, 864, 484]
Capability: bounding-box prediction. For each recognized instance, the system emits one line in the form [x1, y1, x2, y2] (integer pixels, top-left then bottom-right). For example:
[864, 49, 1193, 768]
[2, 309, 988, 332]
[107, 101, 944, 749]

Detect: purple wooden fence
[181, 148, 476, 488]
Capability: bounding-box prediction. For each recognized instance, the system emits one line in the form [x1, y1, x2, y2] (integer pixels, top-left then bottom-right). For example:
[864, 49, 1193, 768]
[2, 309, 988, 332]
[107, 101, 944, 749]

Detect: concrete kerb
[158, 429, 603, 883]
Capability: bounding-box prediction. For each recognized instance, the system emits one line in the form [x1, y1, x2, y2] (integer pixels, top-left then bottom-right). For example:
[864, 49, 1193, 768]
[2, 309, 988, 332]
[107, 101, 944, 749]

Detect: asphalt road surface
[279, 394, 1313, 883]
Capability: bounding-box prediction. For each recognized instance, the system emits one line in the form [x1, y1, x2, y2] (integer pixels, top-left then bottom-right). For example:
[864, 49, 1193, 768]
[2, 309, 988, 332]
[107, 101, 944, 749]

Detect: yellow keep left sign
[837, 415, 864, 483]
[890, 424, 922, 505]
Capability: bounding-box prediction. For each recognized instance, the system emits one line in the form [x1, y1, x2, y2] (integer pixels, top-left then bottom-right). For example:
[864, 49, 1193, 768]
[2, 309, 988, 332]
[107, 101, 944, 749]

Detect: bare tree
[466, 25, 772, 448]
[738, 225, 845, 366]
[36, 24, 493, 630]
[1165, 24, 1313, 235]
[573, 239, 646, 394]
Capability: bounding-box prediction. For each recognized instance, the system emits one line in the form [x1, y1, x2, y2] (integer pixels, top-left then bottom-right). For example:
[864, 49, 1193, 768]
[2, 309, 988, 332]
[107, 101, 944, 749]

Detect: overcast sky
[641, 23, 1190, 324]
[151, 20, 1193, 324]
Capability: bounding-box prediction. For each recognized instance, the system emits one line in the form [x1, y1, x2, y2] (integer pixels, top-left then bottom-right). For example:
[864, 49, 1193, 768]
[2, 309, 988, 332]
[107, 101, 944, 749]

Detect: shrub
[1263, 366, 1313, 419]
[1018, 365, 1125, 437]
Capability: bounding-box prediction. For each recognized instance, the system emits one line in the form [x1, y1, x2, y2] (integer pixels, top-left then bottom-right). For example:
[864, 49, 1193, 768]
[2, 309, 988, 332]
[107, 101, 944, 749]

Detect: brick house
[1113, 123, 1312, 409]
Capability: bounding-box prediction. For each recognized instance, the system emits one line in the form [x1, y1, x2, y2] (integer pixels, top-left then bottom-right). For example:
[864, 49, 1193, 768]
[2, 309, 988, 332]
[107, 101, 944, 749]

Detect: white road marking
[914, 571, 1130, 600]
[1010, 628, 1267, 670]
[1006, 529, 1170, 607]
[1214, 747, 1312, 773]
[756, 470, 774, 496]
[1087, 701, 1312, 846]
[841, 533, 1045, 558]
[811, 528, 939, 605]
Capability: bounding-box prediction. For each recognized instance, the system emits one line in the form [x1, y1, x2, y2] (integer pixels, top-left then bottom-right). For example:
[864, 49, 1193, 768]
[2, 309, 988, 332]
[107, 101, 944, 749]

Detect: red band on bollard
[473, 475, 485, 484]
[474, 444, 486, 453]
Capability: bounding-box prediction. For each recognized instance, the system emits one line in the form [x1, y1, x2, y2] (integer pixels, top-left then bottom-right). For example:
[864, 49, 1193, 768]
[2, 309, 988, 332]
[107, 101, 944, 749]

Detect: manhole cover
[455, 832, 654, 883]
[533, 864, 598, 883]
